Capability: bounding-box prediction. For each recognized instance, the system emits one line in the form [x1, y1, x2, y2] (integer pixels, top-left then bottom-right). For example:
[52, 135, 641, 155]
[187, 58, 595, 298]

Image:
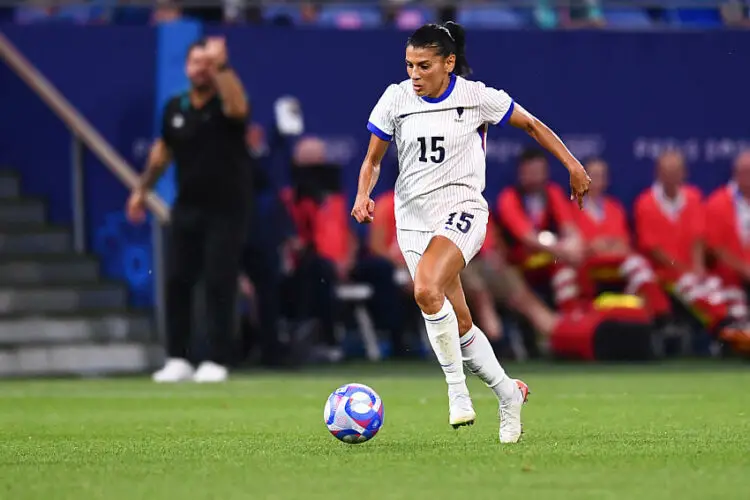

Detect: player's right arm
[352, 85, 397, 224]
[352, 136, 389, 223]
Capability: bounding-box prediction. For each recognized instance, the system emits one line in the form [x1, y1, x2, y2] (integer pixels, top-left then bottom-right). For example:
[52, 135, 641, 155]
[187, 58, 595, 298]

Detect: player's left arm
[507, 105, 591, 208]
[206, 37, 249, 120]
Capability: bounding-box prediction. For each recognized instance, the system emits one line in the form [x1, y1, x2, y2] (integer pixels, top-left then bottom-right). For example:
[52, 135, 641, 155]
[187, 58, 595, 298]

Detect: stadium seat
[455, 6, 527, 29]
[317, 5, 383, 29]
[14, 5, 98, 24]
[667, 8, 724, 28]
[395, 7, 437, 30]
[336, 283, 381, 361]
[264, 5, 303, 25]
[604, 9, 654, 29]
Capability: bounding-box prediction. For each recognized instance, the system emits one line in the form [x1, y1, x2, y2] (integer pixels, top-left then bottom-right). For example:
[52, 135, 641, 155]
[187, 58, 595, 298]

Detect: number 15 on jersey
[418, 136, 445, 164]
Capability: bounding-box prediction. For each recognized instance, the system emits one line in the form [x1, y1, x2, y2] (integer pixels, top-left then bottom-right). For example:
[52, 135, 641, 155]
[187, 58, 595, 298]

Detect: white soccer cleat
[449, 390, 477, 429]
[152, 358, 194, 383]
[499, 379, 530, 443]
[193, 361, 229, 383]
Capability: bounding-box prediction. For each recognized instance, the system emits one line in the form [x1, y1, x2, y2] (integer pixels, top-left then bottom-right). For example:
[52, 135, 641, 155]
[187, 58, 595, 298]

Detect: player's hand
[351, 194, 375, 224]
[204, 36, 228, 69]
[569, 165, 591, 209]
[125, 189, 147, 225]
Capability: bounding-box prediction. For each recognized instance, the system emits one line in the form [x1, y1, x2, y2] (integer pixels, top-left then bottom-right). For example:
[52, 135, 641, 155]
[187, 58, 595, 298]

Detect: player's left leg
[445, 274, 529, 443]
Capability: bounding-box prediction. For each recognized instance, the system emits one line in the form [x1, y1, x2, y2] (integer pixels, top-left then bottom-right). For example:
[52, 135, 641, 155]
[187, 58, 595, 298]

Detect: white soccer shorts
[396, 204, 489, 280]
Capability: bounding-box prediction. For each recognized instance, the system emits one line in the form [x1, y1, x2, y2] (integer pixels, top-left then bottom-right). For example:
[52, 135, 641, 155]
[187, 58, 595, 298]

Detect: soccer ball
[324, 383, 384, 444]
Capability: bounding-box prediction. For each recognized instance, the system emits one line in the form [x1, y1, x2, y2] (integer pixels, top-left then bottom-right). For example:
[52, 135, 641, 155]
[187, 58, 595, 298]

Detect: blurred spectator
[300, 2, 320, 24]
[495, 148, 584, 311]
[152, 0, 181, 24]
[535, 0, 605, 29]
[721, 0, 750, 26]
[465, 219, 657, 361]
[569, 158, 672, 326]
[281, 137, 354, 361]
[237, 123, 289, 367]
[366, 190, 416, 357]
[704, 151, 750, 353]
[634, 151, 750, 343]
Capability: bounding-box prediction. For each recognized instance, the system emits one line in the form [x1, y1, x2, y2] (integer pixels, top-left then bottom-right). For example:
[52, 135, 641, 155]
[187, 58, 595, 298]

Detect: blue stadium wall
[0, 25, 748, 306]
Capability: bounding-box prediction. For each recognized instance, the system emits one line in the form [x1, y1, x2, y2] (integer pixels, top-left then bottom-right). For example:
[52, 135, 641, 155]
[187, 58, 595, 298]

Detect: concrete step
[0, 311, 152, 345]
[0, 283, 128, 314]
[0, 171, 21, 199]
[0, 255, 100, 285]
[0, 342, 163, 377]
[0, 226, 71, 254]
[0, 198, 46, 225]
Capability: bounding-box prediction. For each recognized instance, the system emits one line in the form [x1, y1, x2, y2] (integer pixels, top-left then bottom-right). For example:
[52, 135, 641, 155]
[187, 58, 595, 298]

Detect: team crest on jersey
[455, 107, 464, 122]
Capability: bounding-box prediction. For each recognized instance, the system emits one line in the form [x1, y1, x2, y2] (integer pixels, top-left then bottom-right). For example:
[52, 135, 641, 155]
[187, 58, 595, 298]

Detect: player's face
[186, 46, 213, 90]
[405, 45, 455, 98]
[586, 161, 608, 196]
[519, 159, 548, 192]
[734, 151, 750, 195]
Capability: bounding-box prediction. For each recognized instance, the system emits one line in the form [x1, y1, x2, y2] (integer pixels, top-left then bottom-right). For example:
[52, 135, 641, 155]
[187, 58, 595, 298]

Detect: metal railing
[0, 29, 170, 344]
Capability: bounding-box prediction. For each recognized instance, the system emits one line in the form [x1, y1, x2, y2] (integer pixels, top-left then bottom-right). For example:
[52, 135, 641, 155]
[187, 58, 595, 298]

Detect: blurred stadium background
[2, 4, 750, 500]
[0, 1, 748, 377]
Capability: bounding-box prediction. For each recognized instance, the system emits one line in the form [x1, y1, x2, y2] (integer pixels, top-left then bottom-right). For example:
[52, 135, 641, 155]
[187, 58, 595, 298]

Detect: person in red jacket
[366, 190, 414, 357]
[496, 148, 584, 312]
[464, 215, 655, 361]
[634, 150, 741, 340]
[704, 150, 750, 352]
[571, 158, 671, 322]
[280, 137, 356, 359]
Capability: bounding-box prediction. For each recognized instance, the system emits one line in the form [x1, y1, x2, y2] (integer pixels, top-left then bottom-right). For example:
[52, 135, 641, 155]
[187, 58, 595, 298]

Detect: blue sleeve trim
[498, 100, 515, 128]
[368, 121, 392, 142]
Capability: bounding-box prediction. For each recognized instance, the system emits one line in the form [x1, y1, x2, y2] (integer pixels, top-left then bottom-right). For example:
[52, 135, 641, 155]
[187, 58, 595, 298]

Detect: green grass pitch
[1, 361, 749, 500]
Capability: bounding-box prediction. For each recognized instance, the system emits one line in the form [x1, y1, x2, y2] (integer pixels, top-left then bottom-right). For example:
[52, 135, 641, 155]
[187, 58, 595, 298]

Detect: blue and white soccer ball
[324, 383, 384, 444]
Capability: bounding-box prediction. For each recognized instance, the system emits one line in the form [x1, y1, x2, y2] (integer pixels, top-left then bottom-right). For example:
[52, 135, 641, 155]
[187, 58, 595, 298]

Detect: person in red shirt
[280, 137, 356, 359]
[368, 190, 409, 288]
[464, 215, 655, 361]
[633, 150, 739, 339]
[704, 150, 750, 352]
[571, 158, 671, 322]
[365, 190, 413, 357]
[496, 148, 584, 311]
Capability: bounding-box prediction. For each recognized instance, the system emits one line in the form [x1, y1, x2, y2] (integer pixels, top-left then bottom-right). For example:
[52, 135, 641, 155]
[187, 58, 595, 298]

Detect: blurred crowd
[238, 101, 750, 367]
[3, 1, 750, 29]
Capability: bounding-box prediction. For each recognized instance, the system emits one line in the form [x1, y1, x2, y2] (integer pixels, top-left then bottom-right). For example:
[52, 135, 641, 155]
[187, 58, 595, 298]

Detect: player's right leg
[400, 232, 474, 428]
[445, 274, 529, 443]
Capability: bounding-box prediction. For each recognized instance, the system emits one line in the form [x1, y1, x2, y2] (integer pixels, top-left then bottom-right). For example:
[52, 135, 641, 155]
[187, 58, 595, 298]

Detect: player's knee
[414, 284, 444, 315]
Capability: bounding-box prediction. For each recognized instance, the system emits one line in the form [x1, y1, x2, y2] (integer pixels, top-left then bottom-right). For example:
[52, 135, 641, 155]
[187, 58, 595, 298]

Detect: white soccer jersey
[367, 74, 514, 231]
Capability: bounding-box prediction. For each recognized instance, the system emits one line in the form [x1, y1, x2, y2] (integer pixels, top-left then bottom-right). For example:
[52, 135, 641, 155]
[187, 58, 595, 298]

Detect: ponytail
[442, 21, 471, 76]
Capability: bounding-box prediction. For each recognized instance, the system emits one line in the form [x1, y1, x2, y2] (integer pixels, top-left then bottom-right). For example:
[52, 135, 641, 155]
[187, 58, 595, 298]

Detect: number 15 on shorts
[445, 212, 474, 234]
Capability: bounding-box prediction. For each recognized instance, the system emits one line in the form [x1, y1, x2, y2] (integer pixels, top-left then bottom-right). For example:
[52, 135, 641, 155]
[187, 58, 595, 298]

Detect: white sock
[423, 299, 467, 389]
[460, 324, 516, 401]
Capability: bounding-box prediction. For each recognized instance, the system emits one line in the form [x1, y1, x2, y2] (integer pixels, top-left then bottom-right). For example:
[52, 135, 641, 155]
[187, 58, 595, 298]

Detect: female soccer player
[351, 22, 591, 443]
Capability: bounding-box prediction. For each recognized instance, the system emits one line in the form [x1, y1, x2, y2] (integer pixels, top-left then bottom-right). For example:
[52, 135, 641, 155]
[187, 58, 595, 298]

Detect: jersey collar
[421, 73, 456, 104]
